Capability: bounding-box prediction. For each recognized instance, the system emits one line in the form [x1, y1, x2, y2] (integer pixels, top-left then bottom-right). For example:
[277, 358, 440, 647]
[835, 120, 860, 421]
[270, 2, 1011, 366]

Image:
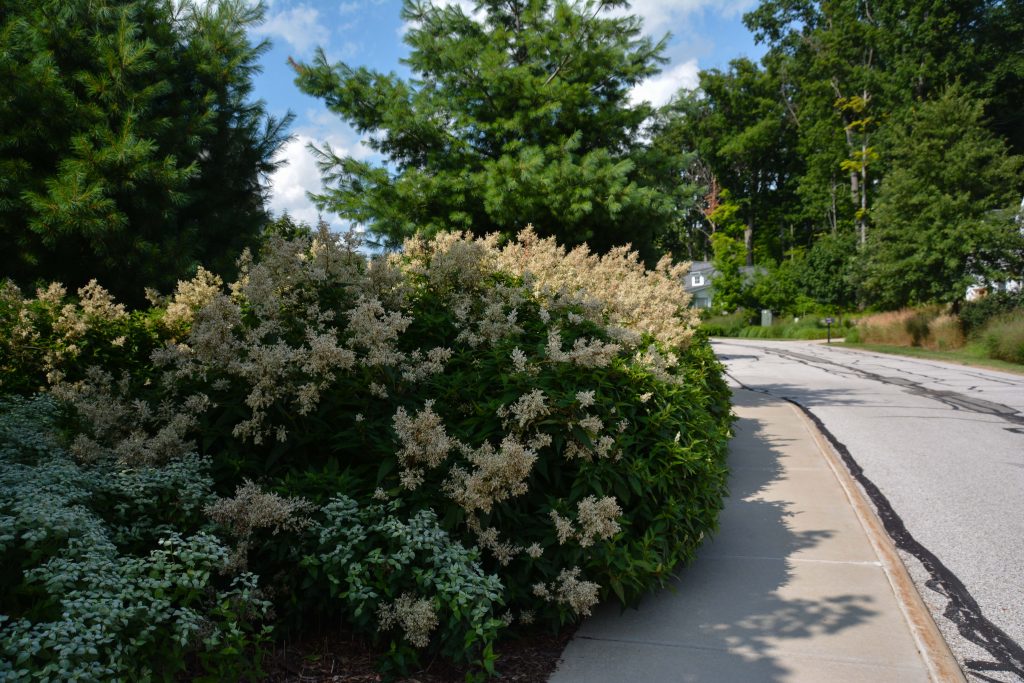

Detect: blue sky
[250, 0, 767, 227]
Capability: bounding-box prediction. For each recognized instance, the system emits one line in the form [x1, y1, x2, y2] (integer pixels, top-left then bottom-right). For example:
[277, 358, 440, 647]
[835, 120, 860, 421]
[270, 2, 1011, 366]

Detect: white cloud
[320, 37, 361, 64]
[268, 135, 328, 227]
[256, 4, 330, 56]
[629, 58, 699, 107]
[613, 0, 756, 36]
[431, 0, 480, 14]
[267, 114, 375, 229]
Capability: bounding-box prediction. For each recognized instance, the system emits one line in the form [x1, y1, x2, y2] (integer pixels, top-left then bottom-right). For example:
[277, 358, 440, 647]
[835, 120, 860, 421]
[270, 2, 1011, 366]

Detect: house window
[691, 274, 705, 287]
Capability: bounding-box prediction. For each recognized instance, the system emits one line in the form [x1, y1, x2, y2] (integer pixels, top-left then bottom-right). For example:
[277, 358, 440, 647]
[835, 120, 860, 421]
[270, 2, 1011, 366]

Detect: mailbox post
[825, 317, 834, 344]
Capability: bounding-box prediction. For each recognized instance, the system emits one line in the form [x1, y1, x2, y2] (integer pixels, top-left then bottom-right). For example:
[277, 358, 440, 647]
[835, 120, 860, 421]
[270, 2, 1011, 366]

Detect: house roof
[688, 260, 714, 273]
[683, 261, 717, 293]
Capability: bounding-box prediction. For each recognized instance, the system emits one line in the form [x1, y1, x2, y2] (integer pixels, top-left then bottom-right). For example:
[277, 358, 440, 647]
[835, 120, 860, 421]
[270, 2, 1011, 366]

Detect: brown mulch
[261, 624, 579, 683]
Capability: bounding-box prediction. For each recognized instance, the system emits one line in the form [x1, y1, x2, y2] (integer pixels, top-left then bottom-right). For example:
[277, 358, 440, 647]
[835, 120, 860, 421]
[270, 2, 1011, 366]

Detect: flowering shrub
[0, 280, 160, 395]
[304, 496, 505, 677]
[2, 226, 732, 676]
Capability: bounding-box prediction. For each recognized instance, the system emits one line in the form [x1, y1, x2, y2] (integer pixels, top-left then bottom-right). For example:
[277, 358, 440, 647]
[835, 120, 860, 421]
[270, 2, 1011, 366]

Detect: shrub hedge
[981, 310, 1024, 364]
[701, 310, 838, 340]
[1, 228, 733, 678]
[960, 291, 1024, 337]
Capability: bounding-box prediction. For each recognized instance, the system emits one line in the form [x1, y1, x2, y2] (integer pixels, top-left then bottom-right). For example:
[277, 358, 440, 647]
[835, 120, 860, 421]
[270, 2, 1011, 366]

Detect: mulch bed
[261, 624, 579, 683]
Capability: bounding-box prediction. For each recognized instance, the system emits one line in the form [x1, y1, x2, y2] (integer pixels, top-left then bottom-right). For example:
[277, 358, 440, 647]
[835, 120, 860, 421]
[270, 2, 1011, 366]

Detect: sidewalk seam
[700, 553, 883, 566]
[575, 635, 933, 670]
[787, 400, 967, 683]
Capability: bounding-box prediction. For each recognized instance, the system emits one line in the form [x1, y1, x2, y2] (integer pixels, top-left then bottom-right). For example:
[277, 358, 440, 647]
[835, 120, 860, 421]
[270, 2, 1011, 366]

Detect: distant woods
[667, 0, 1024, 310]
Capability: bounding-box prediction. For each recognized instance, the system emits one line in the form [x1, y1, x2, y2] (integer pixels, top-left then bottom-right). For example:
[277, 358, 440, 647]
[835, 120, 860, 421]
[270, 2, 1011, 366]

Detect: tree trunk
[744, 219, 754, 267]
[829, 177, 838, 233]
[859, 149, 868, 247]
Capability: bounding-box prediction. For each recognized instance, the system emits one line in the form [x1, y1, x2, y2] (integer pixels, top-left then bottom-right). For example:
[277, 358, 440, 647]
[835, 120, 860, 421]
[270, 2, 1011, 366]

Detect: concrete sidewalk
[549, 389, 962, 683]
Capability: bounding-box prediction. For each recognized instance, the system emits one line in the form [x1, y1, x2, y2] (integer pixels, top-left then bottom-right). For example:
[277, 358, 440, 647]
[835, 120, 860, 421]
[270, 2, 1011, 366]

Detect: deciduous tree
[864, 87, 1024, 308]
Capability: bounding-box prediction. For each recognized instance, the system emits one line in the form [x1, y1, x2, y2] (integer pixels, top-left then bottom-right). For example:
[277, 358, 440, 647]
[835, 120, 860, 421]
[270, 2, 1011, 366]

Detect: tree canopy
[291, 0, 697, 260]
[0, 0, 292, 304]
[666, 0, 1024, 311]
[864, 87, 1024, 308]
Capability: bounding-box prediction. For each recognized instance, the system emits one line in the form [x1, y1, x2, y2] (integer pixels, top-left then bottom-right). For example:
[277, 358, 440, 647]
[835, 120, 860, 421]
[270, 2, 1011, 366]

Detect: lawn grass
[840, 341, 1024, 375]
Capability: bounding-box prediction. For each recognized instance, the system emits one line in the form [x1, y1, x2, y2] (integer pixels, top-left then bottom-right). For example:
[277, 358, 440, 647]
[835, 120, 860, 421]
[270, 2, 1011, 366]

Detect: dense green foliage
[1, 229, 732, 678]
[702, 310, 840, 340]
[663, 60, 799, 265]
[291, 0, 697, 260]
[670, 0, 1024, 314]
[981, 312, 1024, 364]
[863, 88, 1024, 308]
[797, 231, 860, 312]
[0, 0, 291, 305]
[0, 396, 271, 681]
[960, 291, 1024, 338]
[708, 234, 747, 313]
[306, 496, 506, 675]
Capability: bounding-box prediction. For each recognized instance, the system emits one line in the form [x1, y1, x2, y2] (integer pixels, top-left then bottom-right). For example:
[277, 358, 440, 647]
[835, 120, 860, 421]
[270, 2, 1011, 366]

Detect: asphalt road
[713, 339, 1024, 683]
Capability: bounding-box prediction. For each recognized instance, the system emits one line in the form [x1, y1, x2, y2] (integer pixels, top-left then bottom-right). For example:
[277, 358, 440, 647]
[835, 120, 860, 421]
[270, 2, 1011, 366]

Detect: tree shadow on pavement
[553, 388, 886, 682]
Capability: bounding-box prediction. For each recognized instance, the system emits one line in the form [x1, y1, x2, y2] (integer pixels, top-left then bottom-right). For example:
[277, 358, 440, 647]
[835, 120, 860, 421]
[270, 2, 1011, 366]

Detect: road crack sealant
[764, 347, 1024, 429]
[724, 370, 1024, 683]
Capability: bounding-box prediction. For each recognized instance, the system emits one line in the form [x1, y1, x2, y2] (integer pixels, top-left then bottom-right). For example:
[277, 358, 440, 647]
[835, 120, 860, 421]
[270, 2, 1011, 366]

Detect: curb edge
[788, 400, 967, 683]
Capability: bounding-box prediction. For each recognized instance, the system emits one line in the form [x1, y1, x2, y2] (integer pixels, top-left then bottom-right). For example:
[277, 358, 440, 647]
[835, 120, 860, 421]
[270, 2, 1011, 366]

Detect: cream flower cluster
[576, 495, 623, 547]
[549, 495, 621, 548]
[3, 280, 128, 385]
[499, 389, 550, 430]
[393, 400, 453, 488]
[205, 479, 315, 538]
[163, 267, 224, 329]
[531, 566, 601, 617]
[545, 327, 622, 368]
[377, 593, 439, 648]
[404, 230, 500, 292]
[470, 520, 522, 566]
[51, 367, 206, 466]
[150, 228, 453, 444]
[445, 435, 539, 515]
[205, 479, 315, 570]
[494, 227, 698, 349]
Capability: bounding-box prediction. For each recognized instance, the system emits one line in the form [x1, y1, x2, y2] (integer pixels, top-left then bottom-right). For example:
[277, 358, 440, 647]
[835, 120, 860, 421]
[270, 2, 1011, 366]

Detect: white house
[683, 261, 716, 309]
[966, 195, 1024, 300]
[682, 260, 764, 309]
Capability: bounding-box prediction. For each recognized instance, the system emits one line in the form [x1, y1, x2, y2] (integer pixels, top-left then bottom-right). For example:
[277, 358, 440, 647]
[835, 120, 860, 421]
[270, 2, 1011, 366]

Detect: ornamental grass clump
[1, 225, 732, 678]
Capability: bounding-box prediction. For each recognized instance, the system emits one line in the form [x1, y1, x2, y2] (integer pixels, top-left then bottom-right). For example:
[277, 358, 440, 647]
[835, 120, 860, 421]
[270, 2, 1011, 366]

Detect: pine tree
[0, 0, 292, 305]
[291, 0, 696, 260]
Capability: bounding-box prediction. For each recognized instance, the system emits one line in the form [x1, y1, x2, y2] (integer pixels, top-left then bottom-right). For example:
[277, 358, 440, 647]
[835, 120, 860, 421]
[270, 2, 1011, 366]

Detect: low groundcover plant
[1, 226, 733, 679]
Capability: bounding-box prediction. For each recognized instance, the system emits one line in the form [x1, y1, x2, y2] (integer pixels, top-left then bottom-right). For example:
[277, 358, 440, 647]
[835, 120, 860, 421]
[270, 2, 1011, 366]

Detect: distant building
[966, 279, 1022, 301]
[966, 197, 1024, 300]
[684, 261, 717, 309]
[682, 260, 764, 309]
